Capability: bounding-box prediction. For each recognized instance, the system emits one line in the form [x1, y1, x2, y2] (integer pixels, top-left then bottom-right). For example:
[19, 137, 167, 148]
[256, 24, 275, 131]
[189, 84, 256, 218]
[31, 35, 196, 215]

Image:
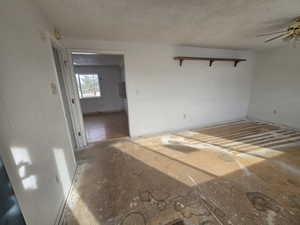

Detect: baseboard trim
[131, 117, 249, 139]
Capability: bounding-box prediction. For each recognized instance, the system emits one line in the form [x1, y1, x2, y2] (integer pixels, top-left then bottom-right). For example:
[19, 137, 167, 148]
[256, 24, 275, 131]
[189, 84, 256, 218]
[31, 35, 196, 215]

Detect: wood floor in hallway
[83, 111, 129, 143]
[62, 120, 300, 225]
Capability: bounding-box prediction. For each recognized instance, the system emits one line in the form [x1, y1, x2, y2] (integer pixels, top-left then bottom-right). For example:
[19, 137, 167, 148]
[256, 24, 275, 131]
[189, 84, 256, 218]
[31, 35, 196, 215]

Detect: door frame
[51, 45, 77, 150]
[65, 48, 131, 147]
[51, 41, 88, 149]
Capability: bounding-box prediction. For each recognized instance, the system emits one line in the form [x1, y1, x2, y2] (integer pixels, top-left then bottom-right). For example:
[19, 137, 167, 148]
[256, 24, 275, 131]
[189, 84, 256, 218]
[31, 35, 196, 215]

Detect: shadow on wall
[10, 147, 38, 191]
[0, 157, 26, 225]
[4, 144, 75, 225]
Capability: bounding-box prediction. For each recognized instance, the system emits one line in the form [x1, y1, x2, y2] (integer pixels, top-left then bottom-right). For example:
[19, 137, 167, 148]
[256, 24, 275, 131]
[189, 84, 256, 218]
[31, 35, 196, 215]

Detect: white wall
[0, 0, 76, 225]
[64, 39, 255, 137]
[74, 66, 125, 114]
[248, 46, 300, 129]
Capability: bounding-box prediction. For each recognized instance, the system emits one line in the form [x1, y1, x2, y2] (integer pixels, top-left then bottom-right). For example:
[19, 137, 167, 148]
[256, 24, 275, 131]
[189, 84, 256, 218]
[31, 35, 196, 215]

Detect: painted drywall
[248, 46, 300, 129]
[64, 39, 255, 137]
[0, 0, 76, 225]
[74, 66, 125, 114]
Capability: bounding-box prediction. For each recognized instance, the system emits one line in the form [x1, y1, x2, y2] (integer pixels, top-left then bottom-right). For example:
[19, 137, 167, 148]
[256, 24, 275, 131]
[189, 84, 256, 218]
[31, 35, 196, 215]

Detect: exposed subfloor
[83, 111, 129, 143]
[62, 120, 300, 225]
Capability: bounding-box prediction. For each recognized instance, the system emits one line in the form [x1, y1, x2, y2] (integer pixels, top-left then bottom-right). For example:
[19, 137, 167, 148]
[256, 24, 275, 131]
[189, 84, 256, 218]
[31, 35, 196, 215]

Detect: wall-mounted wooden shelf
[174, 56, 246, 67]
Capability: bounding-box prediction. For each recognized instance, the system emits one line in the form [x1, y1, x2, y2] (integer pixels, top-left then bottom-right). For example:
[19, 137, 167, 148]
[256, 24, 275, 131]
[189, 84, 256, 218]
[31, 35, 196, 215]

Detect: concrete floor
[62, 120, 300, 225]
[83, 111, 129, 143]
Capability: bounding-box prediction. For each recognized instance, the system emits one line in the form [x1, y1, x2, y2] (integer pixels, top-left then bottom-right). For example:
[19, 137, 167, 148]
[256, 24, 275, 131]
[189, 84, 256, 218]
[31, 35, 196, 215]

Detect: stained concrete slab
[62, 120, 300, 225]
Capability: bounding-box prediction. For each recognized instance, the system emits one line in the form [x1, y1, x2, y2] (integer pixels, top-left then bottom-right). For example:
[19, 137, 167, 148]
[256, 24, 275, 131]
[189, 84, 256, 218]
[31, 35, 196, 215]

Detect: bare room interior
[1, 1, 300, 225]
[71, 53, 129, 143]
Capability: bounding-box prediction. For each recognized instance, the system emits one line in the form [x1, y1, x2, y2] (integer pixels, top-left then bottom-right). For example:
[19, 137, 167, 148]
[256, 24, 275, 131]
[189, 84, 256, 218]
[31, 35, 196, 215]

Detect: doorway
[52, 46, 78, 148]
[71, 52, 129, 143]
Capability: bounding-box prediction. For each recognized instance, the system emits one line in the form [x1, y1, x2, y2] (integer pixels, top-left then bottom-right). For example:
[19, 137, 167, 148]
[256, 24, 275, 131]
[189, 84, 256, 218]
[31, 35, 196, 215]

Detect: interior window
[76, 74, 101, 98]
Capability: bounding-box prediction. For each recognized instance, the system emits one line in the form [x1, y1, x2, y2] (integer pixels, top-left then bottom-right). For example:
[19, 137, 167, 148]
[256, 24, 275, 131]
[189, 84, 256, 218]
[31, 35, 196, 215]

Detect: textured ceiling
[34, 0, 300, 49]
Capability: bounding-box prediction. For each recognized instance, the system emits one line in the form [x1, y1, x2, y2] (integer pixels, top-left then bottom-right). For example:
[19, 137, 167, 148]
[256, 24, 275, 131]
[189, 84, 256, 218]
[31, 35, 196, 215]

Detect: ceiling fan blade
[264, 33, 289, 43]
[283, 33, 294, 40]
[282, 31, 295, 39]
[257, 30, 288, 37]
